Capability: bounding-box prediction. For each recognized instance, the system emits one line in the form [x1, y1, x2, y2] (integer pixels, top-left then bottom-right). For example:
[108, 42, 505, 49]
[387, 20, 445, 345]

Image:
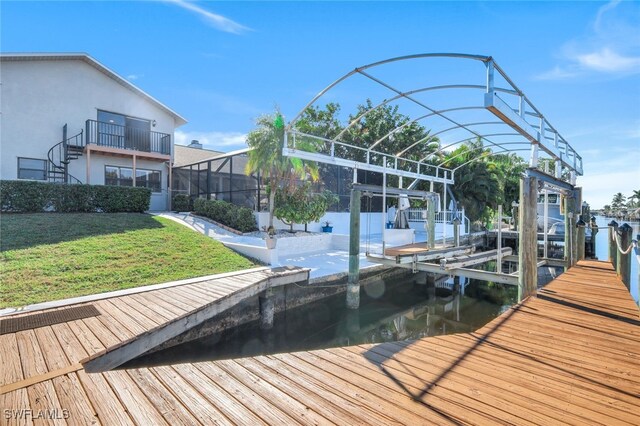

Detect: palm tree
[245, 112, 319, 231]
[440, 139, 502, 224]
[627, 189, 640, 208]
[611, 192, 626, 210]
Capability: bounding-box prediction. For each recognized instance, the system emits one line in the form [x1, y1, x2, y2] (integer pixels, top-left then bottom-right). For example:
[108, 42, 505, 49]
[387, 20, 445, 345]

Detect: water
[593, 216, 639, 304]
[124, 273, 517, 368]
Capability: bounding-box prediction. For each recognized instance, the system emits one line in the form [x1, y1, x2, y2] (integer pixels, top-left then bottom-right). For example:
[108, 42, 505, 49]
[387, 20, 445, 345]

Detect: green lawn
[0, 213, 256, 308]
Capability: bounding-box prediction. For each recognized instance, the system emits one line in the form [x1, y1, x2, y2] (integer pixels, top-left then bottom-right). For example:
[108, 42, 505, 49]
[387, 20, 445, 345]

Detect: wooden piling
[616, 223, 633, 290]
[347, 189, 361, 309]
[453, 217, 461, 248]
[576, 219, 586, 261]
[518, 175, 538, 301]
[259, 288, 275, 330]
[564, 194, 575, 270]
[572, 188, 582, 266]
[427, 198, 436, 249]
[608, 220, 618, 266]
[590, 217, 598, 258]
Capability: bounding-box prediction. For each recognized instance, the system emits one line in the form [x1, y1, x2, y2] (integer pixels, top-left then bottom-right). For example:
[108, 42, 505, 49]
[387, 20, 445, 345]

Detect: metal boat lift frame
[281, 53, 583, 305]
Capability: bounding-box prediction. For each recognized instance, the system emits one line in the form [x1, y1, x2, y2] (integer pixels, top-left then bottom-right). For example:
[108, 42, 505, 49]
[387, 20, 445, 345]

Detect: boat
[537, 192, 564, 231]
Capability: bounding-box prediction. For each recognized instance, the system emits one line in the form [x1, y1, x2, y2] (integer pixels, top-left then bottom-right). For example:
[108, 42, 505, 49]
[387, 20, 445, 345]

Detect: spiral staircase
[47, 124, 84, 184]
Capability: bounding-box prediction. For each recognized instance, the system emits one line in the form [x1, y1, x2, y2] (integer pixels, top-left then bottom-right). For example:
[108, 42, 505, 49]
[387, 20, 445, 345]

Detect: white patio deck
[156, 212, 414, 280]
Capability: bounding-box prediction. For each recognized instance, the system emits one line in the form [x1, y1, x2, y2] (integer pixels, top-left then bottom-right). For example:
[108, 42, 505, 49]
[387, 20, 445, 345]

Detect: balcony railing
[85, 120, 171, 155]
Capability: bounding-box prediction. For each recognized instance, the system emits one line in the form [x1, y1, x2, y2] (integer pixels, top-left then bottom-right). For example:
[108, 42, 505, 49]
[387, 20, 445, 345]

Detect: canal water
[126, 218, 637, 368]
[125, 274, 518, 368]
[593, 216, 639, 304]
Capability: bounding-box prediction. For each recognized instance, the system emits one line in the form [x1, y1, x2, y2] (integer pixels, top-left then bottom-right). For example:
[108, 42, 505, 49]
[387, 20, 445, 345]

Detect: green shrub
[193, 198, 207, 215]
[0, 180, 53, 212]
[0, 180, 150, 213]
[172, 194, 192, 212]
[191, 197, 257, 233]
[235, 207, 257, 232]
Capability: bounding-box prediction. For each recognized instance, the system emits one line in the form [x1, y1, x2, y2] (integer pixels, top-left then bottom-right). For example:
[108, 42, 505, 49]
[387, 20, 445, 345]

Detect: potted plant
[264, 226, 277, 249]
[321, 221, 333, 233]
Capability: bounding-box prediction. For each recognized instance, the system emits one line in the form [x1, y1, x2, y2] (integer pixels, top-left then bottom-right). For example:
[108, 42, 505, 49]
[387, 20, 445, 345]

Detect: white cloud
[126, 74, 143, 81]
[536, 1, 640, 80]
[535, 66, 580, 81]
[167, 0, 251, 34]
[576, 48, 640, 73]
[175, 130, 248, 151]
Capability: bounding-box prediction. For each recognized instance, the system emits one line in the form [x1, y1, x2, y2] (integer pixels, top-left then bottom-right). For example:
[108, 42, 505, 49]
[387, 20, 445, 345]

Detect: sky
[2, 0, 639, 208]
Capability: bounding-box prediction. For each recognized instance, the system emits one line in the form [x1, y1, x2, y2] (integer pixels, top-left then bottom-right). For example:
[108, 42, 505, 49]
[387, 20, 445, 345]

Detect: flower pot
[265, 237, 277, 249]
[321, 226, 333, 233]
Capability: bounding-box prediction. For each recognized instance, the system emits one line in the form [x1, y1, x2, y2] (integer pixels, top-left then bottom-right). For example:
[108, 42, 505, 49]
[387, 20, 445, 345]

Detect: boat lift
[282, 53, 583, 307]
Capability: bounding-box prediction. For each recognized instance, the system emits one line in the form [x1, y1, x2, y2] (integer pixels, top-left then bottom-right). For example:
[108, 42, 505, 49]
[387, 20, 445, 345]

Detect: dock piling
[590, 216, 598, 258]
[571, 188, 581, 266]
[577, 219, 586, 261]
[427, 198, 436, 249]
[347, 189, 361, 309]
[616, 223, 633, 290]
[259, 288, 275, 329]
[518, 175, 537, 301]
[453, 217, 461, 248]
[608, 220, 619, 266]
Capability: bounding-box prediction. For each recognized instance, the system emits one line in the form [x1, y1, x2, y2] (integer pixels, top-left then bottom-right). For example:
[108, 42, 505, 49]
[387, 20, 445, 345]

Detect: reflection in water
[125, 272, 518, 369]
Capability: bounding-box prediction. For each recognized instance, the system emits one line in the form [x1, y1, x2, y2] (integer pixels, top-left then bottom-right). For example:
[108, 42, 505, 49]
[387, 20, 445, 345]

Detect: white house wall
[1, 58, 179, 210]
[67, 156, 170, 211]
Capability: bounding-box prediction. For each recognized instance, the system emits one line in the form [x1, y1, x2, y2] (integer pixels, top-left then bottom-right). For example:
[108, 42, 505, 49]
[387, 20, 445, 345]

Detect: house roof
[0, 53, 188, 127]
[173, 144, 225, 167]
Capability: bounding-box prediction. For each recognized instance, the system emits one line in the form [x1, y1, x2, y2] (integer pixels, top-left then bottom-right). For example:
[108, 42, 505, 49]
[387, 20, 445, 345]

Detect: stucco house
[0, 53, 187, 210]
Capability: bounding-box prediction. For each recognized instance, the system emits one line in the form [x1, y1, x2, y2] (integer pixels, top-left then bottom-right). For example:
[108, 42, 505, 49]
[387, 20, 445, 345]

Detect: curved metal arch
[283, 52, 582, 177]
[419, 132, 523, 162]
[368, 105, 486, 151]
[331, 85, 518, 142]
[452, 148, 531, 173]
[286, 53, 493, 131]
[396, 121, 510, 157]
[435, 142, 531, 169]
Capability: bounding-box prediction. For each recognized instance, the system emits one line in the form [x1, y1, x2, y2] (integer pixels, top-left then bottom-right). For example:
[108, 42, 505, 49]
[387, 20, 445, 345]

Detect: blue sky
[2, 1, 639, 208]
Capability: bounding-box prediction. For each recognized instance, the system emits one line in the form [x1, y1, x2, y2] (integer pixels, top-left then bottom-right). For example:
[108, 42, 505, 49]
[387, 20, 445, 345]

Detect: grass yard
[0, 213, 256, 308]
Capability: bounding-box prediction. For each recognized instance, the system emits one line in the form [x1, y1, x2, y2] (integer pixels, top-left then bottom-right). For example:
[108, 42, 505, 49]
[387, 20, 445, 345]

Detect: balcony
[85, 119, 171, 155]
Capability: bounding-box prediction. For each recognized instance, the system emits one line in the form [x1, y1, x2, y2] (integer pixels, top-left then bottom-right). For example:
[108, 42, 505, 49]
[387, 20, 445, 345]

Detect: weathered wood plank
[101, 371, 169, 426]
[83, 269, 309, 372]
[126, 368, 201, 426]
[0, 334, 33, 426]
[15, 330, 66, 426]
[216, 359, 333, 425]
[156, 364, 260, 425]
[254, 354, 397, 426]
[51, 324, 134, 426]
[193, 362, 301, 425]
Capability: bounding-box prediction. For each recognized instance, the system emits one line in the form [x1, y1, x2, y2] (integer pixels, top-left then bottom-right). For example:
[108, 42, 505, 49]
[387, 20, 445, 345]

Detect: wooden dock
[1, 260, 638, 425]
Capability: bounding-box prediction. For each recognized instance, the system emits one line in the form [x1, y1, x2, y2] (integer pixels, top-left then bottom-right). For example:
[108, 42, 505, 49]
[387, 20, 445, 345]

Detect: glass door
[125, 117, 151, 151]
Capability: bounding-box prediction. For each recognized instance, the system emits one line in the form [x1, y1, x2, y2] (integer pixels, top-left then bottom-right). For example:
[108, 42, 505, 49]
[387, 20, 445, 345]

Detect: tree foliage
[438, 138, 526, 224]
[274, 183, 339, 231]
[245, 111, 320, 230]
[250, 102, 532, 228]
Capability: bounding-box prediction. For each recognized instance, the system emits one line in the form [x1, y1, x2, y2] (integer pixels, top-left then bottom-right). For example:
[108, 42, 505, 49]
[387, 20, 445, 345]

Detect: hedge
[0, 180, 151, 213]
[172, 194, 192, 212]
[193, 198, 257, 233]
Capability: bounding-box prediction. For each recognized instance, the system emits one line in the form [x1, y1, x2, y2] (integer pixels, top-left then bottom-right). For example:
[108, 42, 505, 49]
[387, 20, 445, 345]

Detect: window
[18, 158, 47, 180]
[136, 169, 161, 192]
[97, 110, 150, 151]
[105, 166, 133, 187]
[105, 166, 161, 192]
